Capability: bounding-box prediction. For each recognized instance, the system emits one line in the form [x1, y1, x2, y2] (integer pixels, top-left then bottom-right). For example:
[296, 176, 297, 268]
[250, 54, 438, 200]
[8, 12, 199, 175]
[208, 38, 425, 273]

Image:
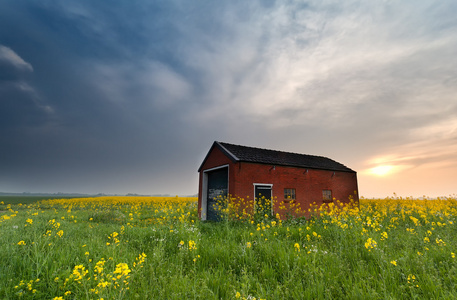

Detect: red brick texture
[198, 147, 359, 219]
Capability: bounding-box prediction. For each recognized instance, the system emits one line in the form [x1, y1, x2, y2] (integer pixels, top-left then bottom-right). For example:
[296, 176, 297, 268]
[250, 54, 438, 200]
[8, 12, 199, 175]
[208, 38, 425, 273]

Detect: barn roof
[198, 141, 355, 173]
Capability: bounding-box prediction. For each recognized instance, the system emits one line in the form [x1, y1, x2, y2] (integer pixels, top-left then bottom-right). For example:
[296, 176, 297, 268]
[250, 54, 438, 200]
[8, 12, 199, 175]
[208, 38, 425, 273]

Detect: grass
[1, 196, 457, 299]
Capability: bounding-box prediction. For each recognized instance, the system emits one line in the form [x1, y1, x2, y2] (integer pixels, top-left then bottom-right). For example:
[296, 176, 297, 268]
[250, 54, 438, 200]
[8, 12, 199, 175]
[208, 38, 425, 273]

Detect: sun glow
[369, 165, 394, 176]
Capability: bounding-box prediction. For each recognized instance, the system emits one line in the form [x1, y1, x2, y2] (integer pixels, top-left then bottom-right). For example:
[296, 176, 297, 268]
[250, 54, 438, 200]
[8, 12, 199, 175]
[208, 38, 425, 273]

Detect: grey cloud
[0, 82, 49, 129]
[0, 45, 33, 72]
[0, 45, 33, 81]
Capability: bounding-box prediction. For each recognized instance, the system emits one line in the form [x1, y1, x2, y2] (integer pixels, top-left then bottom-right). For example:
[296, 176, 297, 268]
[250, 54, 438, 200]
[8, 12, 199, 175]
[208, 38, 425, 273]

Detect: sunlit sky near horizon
[1, 1, 456, 198]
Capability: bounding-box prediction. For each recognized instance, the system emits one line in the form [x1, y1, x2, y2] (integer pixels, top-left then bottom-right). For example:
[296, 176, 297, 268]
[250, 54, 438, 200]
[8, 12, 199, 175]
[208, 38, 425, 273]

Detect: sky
[1, 0, 456, 198]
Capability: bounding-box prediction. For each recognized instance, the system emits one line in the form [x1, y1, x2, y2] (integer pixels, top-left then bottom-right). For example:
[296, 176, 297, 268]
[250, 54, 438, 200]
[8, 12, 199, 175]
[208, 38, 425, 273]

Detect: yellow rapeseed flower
[364, 238, 377, 251]
[188, 240, 197, 251]
[113, 263, 131, 279]
[294, 243, 300, 252]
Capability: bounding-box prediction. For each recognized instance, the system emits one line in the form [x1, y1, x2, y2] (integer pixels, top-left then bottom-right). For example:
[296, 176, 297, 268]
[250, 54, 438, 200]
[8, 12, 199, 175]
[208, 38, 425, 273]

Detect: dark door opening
[206, 167, 228, 221]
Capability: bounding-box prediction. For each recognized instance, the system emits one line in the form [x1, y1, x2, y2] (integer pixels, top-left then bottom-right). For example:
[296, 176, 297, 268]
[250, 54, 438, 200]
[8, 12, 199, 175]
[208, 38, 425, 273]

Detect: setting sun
[369, 165, 394, 176]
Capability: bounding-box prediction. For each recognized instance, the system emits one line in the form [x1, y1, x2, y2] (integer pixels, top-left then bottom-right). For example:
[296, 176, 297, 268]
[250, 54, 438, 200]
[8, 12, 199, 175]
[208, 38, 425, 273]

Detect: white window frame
[253, 183, 273, 215]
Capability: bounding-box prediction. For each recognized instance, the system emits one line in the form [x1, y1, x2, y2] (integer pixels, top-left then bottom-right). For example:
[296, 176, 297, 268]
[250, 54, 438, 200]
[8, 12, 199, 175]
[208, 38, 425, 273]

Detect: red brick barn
[198, 141, 359, 221]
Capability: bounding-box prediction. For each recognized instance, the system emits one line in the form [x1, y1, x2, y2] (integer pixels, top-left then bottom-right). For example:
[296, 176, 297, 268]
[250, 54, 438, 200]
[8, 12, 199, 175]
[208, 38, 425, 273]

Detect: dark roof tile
[216, 141, 355, 173]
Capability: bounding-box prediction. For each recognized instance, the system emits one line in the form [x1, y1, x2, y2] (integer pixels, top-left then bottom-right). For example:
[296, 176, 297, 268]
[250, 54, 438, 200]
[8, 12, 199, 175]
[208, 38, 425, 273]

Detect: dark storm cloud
[0, 44, 53, 131]
[1, 0, 457, 196]
[0, 1, 203, 193]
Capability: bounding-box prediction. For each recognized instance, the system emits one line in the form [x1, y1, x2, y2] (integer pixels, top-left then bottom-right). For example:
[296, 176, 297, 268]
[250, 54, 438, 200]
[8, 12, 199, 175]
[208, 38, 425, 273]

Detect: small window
[284, 188, 296, 200]
[322, 190, 332, 202]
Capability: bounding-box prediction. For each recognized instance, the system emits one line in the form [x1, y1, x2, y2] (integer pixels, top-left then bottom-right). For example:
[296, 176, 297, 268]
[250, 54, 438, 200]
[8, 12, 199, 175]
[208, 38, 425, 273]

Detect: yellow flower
[133, 253, 146, 268]
[364, 238, 377, 251]
[390, 260, 397, 266]
[17, 240, 26, 245]
[294, 243, 300, 252]
[452, 253, 455, 259]
[72, 265, 88, 281]
[236, 291, 241, 298]
[246, 242, 252, 248]
[113, 263, 131, 279]
[188, 240, 197, 251]
[435, 238, 446, 246]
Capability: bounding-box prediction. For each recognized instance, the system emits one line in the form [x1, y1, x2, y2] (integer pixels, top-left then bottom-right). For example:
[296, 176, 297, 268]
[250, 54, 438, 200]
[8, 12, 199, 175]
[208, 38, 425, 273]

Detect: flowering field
[1, 195, 457, 299]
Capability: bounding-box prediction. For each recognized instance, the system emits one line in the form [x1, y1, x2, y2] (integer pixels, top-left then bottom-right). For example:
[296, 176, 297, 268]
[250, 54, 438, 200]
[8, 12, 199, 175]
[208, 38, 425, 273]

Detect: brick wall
[231, 162, 358, 218]
[198, 147, 359, 219]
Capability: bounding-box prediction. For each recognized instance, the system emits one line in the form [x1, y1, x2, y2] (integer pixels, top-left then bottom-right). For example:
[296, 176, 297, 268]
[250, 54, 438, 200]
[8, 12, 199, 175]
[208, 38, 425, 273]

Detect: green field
[1, 196, 457, 299]
[0, 196, 88, 205]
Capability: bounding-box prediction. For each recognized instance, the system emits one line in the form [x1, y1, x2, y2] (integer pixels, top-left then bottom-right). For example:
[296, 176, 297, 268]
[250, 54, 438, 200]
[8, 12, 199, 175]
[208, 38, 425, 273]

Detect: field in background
[0, 196, 86, 205]
[1, 196, 457, 299]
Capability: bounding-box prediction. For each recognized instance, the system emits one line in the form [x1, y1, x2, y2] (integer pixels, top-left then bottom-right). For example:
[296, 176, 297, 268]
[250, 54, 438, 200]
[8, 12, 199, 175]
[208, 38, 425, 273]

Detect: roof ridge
[218, 141, 327, 160]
